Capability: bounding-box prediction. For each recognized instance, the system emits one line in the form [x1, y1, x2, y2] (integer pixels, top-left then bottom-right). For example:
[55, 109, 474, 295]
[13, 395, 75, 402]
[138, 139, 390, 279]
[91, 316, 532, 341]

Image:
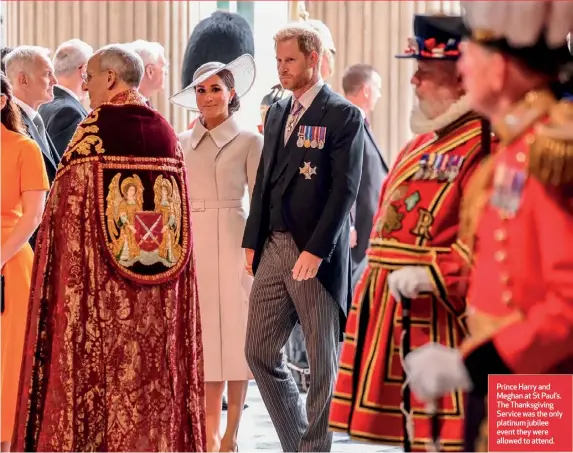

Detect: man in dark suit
[5, 45, 59, 184]
[242, 24, 364, 452]
[342, 64, 389, 287]
[39, 39, 92, 158]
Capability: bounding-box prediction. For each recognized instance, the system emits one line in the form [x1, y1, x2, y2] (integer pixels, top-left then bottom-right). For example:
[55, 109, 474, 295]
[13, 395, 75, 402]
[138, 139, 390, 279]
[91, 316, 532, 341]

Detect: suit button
[495, 250, 506, 262]
[494, 229, 507, 242]
[500, 273, 511, 284]
[501, 290, 513, 305]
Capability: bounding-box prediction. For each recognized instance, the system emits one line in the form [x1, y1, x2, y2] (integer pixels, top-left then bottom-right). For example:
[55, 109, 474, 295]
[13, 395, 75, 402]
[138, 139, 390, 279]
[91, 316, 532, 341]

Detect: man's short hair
[274, 24, 324, 59]
[53, 39, 94, 76]
[126, 40, 165, 66]
[4, 45, 51, 83]
[94, 44, 144, 87]
[342, 64, 377, 96]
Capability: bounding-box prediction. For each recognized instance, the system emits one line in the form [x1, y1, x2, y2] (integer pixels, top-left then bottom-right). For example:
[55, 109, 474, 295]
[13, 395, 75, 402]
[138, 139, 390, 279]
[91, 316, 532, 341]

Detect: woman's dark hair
[1, 71, 25, 134]
[218, 68, 241, 114]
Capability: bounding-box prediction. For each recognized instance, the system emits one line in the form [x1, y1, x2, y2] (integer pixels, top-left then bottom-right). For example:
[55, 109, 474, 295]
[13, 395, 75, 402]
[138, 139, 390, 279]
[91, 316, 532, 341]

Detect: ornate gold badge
[299, 161, 318, 180]
[105, 173, 183, 268]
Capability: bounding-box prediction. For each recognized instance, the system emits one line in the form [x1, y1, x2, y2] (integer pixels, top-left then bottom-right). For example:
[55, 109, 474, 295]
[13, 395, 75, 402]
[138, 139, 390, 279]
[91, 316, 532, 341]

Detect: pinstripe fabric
[245, 232, 340, 452]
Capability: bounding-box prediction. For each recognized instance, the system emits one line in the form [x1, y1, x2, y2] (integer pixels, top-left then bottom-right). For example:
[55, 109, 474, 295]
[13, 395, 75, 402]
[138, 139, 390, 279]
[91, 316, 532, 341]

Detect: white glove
[405, 343, 473, 403]
[387, 266, 434, 301]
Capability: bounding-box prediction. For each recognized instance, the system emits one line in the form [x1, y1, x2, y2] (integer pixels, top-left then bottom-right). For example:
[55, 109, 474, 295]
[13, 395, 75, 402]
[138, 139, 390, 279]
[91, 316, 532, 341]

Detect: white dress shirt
[284, 79, 325, 144]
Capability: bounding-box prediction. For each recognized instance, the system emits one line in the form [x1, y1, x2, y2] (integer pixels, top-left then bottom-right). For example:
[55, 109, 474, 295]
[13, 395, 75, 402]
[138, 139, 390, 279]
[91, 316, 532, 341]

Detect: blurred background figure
[127, 39, 168, 107]
[306, 19, 336, 83]
[1, 46, 13, 73]
[1, 71, 49, 453]
[39, 38, 93, 158]
[342, 63, 388, 287]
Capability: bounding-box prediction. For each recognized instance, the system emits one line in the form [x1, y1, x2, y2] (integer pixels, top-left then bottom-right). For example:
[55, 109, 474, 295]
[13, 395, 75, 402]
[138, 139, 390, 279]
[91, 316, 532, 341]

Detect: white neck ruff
[410, 95, 472, 135]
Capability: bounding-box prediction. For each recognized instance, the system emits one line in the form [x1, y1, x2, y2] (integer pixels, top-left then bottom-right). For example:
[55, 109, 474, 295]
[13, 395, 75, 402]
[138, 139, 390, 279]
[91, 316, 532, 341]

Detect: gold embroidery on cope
[106, 173, 183, 268]
[66, 108, 100, 150]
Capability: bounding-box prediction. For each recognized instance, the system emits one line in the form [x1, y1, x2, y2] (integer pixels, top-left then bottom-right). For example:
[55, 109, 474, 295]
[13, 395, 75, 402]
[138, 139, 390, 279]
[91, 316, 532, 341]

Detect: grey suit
[19, 107, 59, 250]
[350, 122, 388, 287]
[19, 107, 59, 184]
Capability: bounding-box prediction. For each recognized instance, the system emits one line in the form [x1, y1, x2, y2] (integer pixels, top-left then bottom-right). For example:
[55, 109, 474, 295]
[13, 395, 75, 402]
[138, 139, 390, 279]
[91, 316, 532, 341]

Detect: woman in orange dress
[1, 72, 49, 451]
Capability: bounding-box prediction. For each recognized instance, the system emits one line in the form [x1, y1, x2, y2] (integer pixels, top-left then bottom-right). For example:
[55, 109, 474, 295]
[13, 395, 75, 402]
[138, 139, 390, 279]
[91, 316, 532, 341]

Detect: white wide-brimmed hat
[169, 53, 256, 111]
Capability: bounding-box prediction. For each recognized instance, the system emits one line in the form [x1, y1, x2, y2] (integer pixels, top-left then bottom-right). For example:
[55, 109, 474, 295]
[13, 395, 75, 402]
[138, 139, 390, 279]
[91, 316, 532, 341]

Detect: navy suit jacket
[242, 84, 364, 329]
[350, 123, 388, 286]
[39, 86, 87, 159]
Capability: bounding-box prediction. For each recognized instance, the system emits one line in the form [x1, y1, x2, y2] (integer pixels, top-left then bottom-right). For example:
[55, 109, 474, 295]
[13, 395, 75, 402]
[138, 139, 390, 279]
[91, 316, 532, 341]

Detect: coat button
[495, 250, 506, 262]
[494, 229, 507, 241]
[500, 273, 511, 284]
[516, 151, 527, 162]
[501, 290, 513, 304]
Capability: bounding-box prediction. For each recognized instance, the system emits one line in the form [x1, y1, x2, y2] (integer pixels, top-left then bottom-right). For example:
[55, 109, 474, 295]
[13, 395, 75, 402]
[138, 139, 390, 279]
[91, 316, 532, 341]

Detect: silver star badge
[299, 161, 317, 180]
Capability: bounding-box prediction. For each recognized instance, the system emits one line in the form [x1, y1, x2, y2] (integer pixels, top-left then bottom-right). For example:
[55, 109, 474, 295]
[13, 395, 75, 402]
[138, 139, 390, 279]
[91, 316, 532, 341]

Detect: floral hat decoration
[396, 14, 467, 60]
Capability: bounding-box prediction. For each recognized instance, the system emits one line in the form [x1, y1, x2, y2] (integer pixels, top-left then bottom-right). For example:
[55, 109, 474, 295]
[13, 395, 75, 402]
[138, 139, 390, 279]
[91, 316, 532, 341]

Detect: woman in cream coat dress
[171, 55, 262, 452]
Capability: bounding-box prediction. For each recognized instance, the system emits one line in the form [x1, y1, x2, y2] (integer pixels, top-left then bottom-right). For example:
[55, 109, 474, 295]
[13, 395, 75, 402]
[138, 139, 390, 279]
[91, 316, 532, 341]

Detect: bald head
[83, 44, 144, 109]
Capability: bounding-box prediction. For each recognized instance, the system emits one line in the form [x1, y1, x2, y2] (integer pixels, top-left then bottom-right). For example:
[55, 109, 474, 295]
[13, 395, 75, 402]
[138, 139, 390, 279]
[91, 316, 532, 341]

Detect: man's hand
[350, 228, 357, 248]
[405, 343, 472, 403]
[245, 248, 255, 277]
[387, 266, 434, 301]
[292, 251, 323, 281]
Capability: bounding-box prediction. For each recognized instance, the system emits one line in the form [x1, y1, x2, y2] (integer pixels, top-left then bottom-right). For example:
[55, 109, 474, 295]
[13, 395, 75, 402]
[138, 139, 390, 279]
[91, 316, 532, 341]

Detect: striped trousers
[245, 232, 340, 452]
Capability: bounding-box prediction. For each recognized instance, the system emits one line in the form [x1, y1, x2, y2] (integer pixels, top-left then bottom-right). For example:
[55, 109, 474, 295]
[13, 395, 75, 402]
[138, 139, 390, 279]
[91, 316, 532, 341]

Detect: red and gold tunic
[12, 91, 206, 452]
[329, 113, 489, 451]
[456, 91, 573, 426]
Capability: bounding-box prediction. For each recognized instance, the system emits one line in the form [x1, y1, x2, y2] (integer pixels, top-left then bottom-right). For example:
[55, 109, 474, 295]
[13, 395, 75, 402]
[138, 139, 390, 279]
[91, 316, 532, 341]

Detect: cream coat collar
[189, 114, 241, 149]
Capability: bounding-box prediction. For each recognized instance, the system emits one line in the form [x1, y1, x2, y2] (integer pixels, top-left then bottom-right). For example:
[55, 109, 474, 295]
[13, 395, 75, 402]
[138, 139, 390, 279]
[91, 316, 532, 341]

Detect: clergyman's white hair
[4, 45, 51, 83]
[53, 39, 94, 76]
[126, 40, 165, 66]
[94, 44, 144, 87]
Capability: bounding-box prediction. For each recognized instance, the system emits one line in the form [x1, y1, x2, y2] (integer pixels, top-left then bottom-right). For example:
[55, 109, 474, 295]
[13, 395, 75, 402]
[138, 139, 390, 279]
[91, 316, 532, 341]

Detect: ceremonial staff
[401, 296, 442, 452]
[401, 295, 413, 452]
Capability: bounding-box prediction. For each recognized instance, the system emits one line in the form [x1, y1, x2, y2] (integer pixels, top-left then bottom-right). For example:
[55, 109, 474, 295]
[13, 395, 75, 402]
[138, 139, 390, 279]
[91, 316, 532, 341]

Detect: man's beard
[414, 92, 457, 121]
[287, 70, 312, 91]
[410, 91, 471, 134]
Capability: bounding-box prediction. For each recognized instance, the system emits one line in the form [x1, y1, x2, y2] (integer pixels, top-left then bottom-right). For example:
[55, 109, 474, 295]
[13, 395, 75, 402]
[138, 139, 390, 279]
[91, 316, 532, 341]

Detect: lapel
[262, 98, 291, 187]
[365, 125, 388, 172]
[281, 85, 331, 192]
[19, 107, 58, 169]
[55, 86, 88, 116]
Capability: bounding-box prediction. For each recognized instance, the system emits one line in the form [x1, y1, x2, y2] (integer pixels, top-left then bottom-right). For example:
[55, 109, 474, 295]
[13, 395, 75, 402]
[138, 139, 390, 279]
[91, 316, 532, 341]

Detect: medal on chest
[490, 164, 527, 217]
[296, 127, 305, 148]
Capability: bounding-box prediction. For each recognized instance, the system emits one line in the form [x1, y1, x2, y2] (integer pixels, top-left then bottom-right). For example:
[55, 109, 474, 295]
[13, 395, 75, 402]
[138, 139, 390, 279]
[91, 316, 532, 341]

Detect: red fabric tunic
[460, 92, 573, 375]
[12, 91, 206, 452]
[329, 113, 488, 451]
